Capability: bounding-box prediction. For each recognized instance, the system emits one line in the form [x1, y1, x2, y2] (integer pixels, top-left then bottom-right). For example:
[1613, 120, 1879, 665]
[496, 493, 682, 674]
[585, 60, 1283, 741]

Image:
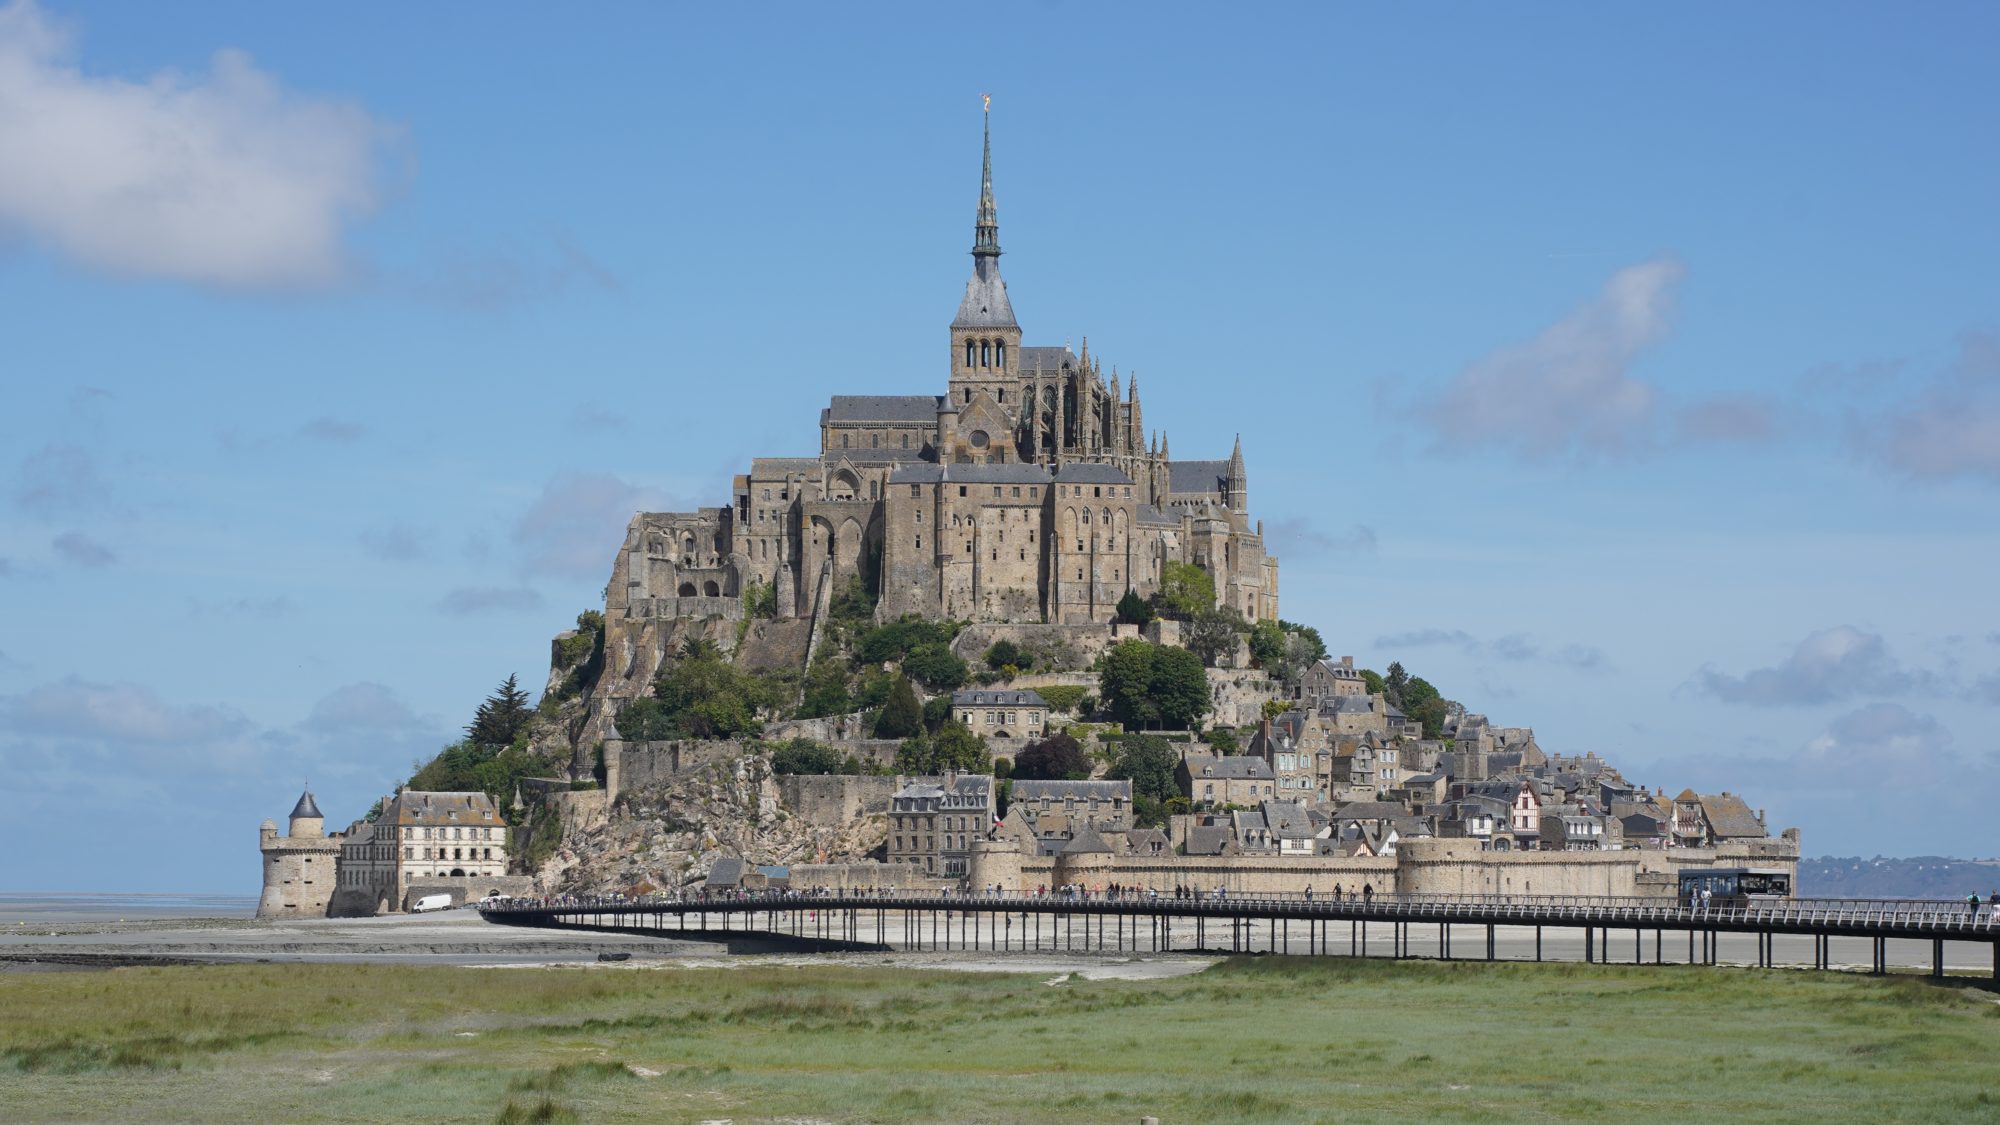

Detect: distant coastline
[0, 893, 258, 924]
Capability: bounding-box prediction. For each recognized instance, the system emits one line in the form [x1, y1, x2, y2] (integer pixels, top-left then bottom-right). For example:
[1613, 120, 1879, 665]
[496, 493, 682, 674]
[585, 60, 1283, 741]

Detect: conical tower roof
[290, 789, 323, 820]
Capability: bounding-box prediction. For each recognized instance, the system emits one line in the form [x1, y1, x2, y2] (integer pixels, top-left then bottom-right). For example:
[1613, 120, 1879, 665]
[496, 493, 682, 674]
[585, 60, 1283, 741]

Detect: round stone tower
[256, 788, 343, 920]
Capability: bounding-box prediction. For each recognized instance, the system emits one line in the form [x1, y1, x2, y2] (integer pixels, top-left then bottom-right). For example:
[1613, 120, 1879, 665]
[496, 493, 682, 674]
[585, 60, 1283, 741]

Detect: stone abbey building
[607, 110, 1279, 629]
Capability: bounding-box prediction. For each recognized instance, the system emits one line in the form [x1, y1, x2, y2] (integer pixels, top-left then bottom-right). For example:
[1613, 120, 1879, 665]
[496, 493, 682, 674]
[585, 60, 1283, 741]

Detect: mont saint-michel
[247, 112, 1802, 923]
[8, 5, 2000, 1120]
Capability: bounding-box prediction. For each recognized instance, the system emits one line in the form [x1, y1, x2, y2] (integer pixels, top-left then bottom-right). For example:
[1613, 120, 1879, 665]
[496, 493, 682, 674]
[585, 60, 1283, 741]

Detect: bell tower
[949, 96, 1023, 413]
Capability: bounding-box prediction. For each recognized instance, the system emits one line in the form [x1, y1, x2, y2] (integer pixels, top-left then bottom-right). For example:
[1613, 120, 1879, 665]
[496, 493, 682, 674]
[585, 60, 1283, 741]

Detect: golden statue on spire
[981, 92, 991, 113]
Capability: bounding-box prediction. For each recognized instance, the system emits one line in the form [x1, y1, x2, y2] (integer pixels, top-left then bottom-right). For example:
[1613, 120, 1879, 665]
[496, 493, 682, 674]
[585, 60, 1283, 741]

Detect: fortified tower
[256, 787, 343, 919]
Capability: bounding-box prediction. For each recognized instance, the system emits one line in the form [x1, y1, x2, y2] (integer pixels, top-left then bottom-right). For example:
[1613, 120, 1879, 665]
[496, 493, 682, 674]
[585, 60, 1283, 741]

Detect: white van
[411, 894, 454, 913]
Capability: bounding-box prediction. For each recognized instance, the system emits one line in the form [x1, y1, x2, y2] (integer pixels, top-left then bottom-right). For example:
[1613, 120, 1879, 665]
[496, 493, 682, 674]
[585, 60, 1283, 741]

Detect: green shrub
[1036, 685, 1088, 713]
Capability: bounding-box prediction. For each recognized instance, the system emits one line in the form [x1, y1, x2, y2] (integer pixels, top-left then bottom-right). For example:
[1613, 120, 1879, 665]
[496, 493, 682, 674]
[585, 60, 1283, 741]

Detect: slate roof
[1698, 793, 1765, 839]
[1331, 801, 1407, 822]
[1135, 504, 1179, 527]
[1330, 695, 1377, 715]
[953, 264, 1017, 329]
[887, 463, 1052, 485]
[823, 395, 944, 424]
[749, 457, 821, 477]
[1189, 755, 1275, 780]
[1060, 825, 1115, 855]
[1012, 779, 1131, 802]
[1126, 828, 1169, 853]
[952, 689, 1048, 708]
[1262, 800, 1317, 840]
[1185, 825, 1232, 856]
[1166, 459, 1230, 494]
[1019, 346, 1076, 373]
[290, 790, 323, 820]
[707, 857, 745, 887]
[379, 791, 500, 827]
[1052, 463, 1134, 484]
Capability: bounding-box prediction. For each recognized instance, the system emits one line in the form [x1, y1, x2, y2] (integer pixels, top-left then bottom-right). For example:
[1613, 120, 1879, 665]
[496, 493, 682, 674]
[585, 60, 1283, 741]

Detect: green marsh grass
[0, 957, 1995, 1122]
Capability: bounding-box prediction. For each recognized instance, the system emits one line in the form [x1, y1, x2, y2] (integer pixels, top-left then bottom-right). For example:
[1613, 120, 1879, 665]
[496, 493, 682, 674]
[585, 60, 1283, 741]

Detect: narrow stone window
[966, 340, 975, 368]
[981, 341, 991, 367]
[996, 341, 1006, 368]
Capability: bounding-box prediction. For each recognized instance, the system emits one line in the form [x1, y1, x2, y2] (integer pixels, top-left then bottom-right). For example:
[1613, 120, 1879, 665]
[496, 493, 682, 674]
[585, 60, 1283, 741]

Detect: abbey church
[608, 111, 1278, 628]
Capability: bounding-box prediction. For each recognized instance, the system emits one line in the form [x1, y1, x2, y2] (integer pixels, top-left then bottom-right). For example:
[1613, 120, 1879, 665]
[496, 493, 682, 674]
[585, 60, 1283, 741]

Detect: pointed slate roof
[290, 789, 323, 820]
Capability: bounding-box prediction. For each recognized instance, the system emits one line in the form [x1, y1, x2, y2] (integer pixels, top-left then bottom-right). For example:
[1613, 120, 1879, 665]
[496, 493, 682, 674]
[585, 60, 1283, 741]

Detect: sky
[1, 1, 1996, 893]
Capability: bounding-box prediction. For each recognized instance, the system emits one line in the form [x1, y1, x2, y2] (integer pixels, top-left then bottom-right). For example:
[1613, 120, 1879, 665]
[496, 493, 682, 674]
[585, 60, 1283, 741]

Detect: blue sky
[2, 1, 1996, 893]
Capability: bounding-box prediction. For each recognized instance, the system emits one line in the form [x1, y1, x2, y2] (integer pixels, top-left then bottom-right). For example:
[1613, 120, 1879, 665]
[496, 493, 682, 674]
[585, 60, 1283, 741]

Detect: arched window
[678, 582, 697, 597]
[995, 341, 1006, 368]
[966, 340, 975, 368]
[981, 341, 991, 368]
[703, 580, 720, 597]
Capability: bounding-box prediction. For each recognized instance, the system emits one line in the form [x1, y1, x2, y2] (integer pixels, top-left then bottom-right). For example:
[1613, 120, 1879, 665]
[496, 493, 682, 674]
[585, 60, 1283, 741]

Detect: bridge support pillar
[1585, 926, 1594, 964]
[1933, 938, 1944, 979]
[1487, 923, 1496, 961]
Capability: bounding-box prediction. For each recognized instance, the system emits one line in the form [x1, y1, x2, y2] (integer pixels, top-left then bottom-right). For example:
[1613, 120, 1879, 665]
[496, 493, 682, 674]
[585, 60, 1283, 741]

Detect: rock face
[535, 754, 886, 895]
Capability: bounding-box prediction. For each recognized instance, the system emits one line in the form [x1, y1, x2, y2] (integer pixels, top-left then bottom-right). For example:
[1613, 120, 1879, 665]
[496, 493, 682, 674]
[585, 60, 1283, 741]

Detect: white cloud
[0, 0, 396, 288]
[511, 471, 679, 579]
[1795, 703, 1955, 788]
[1416, 258, 1681, 460]
[437, 586, 544, 615]
[50, 529, 113, 567]
[1849, 333, 2000, 483]
[299, 417, 366, 444]
[1695, 625, 1932, 706]
[0, 676, 251, 745]
[1675, 394, 1778, 445]
[13, 444, 110, 517]
[1373, 629, 1609, 672]
[1264, 517, 1376, 556]
[359, 522, 428, 562]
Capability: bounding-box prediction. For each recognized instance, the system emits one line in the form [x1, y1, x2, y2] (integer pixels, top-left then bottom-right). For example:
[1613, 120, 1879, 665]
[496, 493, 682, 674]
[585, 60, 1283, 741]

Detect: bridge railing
[476, 890, 2000, 932]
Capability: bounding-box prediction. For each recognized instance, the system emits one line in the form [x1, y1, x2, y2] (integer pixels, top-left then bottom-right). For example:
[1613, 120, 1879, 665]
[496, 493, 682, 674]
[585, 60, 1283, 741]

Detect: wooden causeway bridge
[481, 892, 2000, 980]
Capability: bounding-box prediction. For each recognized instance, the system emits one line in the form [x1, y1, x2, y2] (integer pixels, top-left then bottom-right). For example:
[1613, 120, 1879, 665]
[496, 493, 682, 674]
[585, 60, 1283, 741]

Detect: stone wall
[779, 774, 897, 828]
[788, 862, 949, 893]
[401, 875, 537, 911]
[606, 739, 748, 798]
[950, 623, 1121, 666]
[1208, 667, 1283, 728]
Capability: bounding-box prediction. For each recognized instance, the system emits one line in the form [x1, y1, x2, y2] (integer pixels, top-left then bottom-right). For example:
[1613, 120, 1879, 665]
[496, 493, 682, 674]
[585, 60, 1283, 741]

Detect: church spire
[952, 97, 1016, 332]
[974, 94, 1000, 259]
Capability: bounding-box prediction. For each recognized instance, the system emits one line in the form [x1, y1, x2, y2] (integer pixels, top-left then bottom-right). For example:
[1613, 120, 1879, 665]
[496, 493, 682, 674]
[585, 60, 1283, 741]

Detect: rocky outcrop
[535, 754, 886, 895]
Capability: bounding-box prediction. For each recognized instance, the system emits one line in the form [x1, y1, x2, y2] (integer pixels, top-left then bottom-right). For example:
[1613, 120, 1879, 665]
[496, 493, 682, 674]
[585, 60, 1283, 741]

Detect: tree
[1360, 668, 1385, 696]
[1114, 588, 1154, 626]
[1154, 561, 1215, 621]
[894, 720, 990, 775]
[1279, 619, 1328, 664]
[467, 674, 533, 747]
[1098, 640, 1211, 730]
[1106, 733, 1180, 808]
[798, 654, 853, 719]
[1206, 726, 1240, 754]
[769, 738, 842, 775]
[903, 642, 968, 691]
[650, 648, 783, 739]
[1012, 731, 1091, 780]
[875, 674, 924, 738]
[984, 639, 1024, 671]
[1247, 619, 1287, 668]
[1383, 661, 1411, 709]
[1186, 606, 1248, 667]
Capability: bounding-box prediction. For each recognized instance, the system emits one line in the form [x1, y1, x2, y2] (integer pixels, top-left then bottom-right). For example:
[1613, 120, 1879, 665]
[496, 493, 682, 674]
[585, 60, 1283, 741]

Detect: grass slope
[2, 958, 1997, 1123]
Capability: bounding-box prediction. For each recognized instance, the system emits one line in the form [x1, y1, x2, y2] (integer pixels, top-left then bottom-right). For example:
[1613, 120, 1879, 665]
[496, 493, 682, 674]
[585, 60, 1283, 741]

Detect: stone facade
[336, 791, 511, 913]
[595, 110, 1278, 685]
[888, 773, 996, 878]
[256, 789, 343, 919]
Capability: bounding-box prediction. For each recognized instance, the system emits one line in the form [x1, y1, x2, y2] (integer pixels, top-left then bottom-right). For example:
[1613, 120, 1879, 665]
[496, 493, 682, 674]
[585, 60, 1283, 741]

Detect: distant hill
[1799, 856, 2000, 900]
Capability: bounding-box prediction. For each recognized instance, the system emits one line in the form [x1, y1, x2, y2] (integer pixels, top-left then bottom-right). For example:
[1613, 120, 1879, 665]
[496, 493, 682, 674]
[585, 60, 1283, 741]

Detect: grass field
[2, 957, 1997, 1123]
